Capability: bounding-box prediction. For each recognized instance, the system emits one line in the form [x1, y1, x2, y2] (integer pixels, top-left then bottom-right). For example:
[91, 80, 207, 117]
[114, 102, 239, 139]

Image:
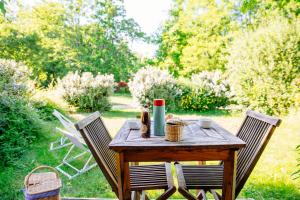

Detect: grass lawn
[0, 94, 299, 200]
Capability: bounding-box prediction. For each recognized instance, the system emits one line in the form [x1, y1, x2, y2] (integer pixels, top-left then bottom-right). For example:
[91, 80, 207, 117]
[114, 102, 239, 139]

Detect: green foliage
[227, 17, 300, 115]
[0, 94, 43, 167]
[239, 0, 299, 26]
[0, 1, 5, 15]
[156, 0, 237, 76]
[179, 71, 233, 111]
[31, 98, 65, 121]
[0, 2, 69, 85]
[0, 0, 144, 85]
[128, 66, 182, 110]
[58, 71, 114, 112]
[0, 59, 43, 167]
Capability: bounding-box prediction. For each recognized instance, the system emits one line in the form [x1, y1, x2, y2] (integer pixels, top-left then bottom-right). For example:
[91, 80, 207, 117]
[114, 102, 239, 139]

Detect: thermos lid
[153, 99, 165, 106]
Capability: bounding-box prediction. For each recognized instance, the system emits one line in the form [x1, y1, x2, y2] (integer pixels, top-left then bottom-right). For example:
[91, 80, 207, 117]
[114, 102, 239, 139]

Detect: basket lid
[25, 166, 62, 195]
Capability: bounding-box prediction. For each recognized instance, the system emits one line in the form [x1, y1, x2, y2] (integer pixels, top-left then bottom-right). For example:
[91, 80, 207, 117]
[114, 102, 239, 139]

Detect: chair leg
[49, 136, 72, 151]
[210, 190, 221, 200]
[62, 144, 75, 162]
[156, 186, 176, 200]
[56, 145, 96, 179]
[141, 191, 150, 200]
[132, 191, 140, 200]
[196, 190, 208, 200]
[156, 162, 176, 200]
[175, 163, 197, 200]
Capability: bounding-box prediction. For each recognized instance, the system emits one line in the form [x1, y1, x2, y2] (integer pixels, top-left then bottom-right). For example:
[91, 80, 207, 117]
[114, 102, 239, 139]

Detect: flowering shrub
[0, 60, 42, 167]
[58, 71, 115, 111]
[128, 66, 181, 110]
[0, 59, 34, 96]
[179, 71, 233, 111]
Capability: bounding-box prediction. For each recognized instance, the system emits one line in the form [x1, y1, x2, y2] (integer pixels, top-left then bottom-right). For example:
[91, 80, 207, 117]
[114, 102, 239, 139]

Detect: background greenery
[0, 0, 144, 86]
[0, 0, 299, 199]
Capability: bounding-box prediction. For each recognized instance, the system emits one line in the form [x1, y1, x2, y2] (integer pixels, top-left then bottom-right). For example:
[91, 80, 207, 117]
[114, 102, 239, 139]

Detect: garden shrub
[179, 71, 233, 111]
[227, 17, 300, 115]
[32, 98, 66, 121]
[0, 59, 43, 167]
[128, 66, 181, 110]
[0, 59, 34, 96]
[0, 94, 43, 167]
[58, 71, 115, 112]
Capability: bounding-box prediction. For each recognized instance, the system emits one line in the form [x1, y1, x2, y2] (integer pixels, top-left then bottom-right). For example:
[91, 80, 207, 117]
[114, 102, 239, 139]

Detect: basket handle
[24, 165, 59, 188]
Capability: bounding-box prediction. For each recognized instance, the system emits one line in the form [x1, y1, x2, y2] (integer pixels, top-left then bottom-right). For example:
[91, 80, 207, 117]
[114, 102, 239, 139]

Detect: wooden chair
[175, 110, 281, 200]
[75, 111, 176, 200]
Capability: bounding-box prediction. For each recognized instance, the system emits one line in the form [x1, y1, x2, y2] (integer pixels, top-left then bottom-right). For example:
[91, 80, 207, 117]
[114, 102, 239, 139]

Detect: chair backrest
[53, 110, 80, 137]
[75, 111, 118, 196]
[235, 110, 281, 197]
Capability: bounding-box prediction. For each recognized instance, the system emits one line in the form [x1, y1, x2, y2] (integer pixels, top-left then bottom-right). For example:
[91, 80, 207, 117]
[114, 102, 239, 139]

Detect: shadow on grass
[241, 181, 300, 200]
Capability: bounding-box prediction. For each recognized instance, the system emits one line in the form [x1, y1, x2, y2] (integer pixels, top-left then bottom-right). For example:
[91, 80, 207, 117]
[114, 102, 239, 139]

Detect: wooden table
[109, 120, 246, 200]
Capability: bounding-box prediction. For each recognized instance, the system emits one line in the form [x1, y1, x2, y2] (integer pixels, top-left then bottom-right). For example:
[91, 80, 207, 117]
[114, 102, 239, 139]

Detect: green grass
[0, 94, 299, 199]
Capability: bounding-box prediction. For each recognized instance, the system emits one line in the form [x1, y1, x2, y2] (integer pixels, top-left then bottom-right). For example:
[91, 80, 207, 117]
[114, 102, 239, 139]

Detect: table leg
[117, 153, 131, 200]
[222, 150, 237, 200]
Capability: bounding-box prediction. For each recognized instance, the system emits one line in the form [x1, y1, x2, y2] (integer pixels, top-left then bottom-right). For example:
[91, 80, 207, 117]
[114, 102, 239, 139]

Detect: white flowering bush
[58, 71, 115, 111]
[179, 71, 233, 111]
[128, 66, 181, 110]
[0, 59, 34, 96]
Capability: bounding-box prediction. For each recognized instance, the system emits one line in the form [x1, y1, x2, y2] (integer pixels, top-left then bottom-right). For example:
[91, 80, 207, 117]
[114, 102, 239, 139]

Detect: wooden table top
[109, 119, 246, 152]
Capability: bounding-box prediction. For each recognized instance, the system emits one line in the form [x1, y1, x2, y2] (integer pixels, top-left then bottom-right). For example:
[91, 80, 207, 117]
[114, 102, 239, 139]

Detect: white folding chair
[50, 110, 79, 151]
[55, 127, 97, 179]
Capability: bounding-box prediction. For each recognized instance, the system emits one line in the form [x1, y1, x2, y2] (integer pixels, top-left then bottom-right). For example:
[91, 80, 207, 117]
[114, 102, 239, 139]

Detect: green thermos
[153, 99, 165, 136]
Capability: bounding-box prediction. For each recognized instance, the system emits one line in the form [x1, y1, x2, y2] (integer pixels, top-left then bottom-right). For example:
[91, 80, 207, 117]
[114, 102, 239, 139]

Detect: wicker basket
[165, 124, 183, 142]
[24, 166, 62, 200]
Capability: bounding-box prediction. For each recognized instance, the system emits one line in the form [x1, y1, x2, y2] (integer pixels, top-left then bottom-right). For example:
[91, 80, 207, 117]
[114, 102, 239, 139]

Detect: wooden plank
[222, 150, 237, 200]
[124, 149, 231, 162]
[75, 111, 101, 130]
[246, 110, 281, 126]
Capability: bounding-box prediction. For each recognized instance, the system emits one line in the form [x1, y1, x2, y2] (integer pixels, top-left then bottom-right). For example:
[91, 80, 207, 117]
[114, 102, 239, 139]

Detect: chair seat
[130, 163, 171, 191]
[178, 165, 224, 190]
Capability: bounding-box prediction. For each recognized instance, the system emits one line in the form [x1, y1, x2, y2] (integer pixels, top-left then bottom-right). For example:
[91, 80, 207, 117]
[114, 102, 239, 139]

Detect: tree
[0, 0, 145, 85]
[0, 1, 70, 85]
[156, 0, 237, 77]
[227, 16, 300, 115]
